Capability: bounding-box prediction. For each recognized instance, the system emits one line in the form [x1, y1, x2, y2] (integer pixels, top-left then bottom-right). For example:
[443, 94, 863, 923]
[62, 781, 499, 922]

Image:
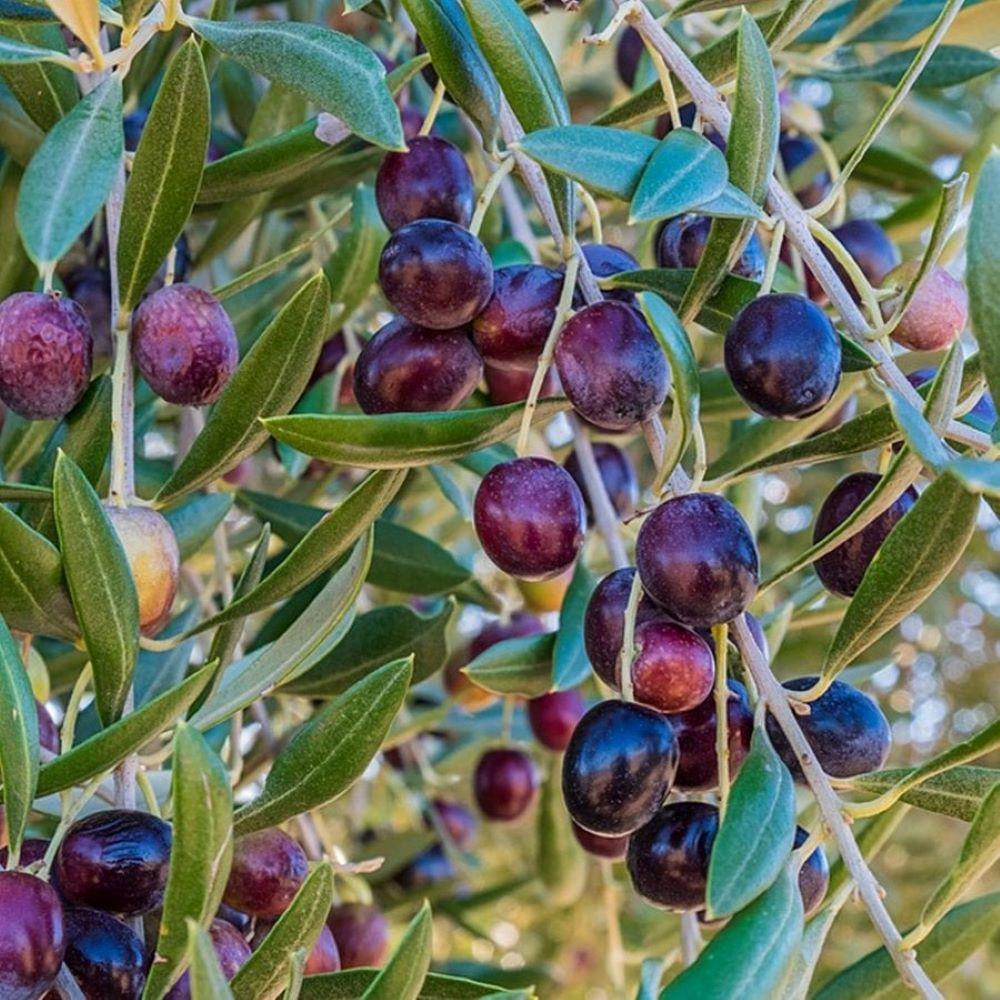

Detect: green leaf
[185, 921, 235, 1000]
[0, 22, 76, 130]
[361, 901, 432, 1000]
[518, 126, 656, 201]
[156, 272, 330, 504]
[552, 561, 594, 691]
[886, 389, 951, 470]
[459, 0, 573, 231]
[399, 0, 501, 149]
[536, 757, 585, 907]
[37, 662, 214, 797]
[822, 472, 980, 681]
[53, 452, 139, 726]
[144, 724, 234, 1000]
[188, 18, 404, 151]
[813, 892, 1000, 1000]
[0, 614, 37, 865]
[190, 532, 372, 730]
[629, 130, 728, 224]
[264, 400, 567, 469]
[16, 74, 122, 267]
[299, 970, 533, 999]
[230, 864, 335, 1000]
[325, 184, 387, 321]
[283, 599, 454, 697]
[117, 39, 209, 312]
[819, 44, 1000, 89]
[706, 725, 795, 918]
[369, 521, 473, 596]
[164, 493, 234, 561]
[234, 657, 412, 835]
[662, 862, 803, 998]
[968, 148, 1000, 414]
[463, 633, 555, 697]
[851, 767, 1000, 824]
[0, 32, 63, 61]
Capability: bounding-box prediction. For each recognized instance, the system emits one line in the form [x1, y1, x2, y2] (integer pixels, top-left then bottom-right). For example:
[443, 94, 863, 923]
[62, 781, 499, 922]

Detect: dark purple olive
[483, 362, 556, 404]
[53, 809, 171, 916]
[375, 136, 474, 231]
[527, 690, 587, 751]
[813, 472, 918, 598]
[805, 219, 899, 304]
[393, 843, 456, 890]
[724, 293, 841, 419]
[795, 826, 829, 918]
[62, 266, 112, 360]
[636, 493, 759, 628]
[0, 291, 92, 420]
[563, 443, 638, 523]
[765, 677, 892, 782]
[61, 907, 146, 999]
[629, 620, 715, 715]
[379, 219, 493, 330]
[474, 748, 539, 821]
[326, 904, 389, 969]
[908, 367, 995, 432]
[571, 822, 629, 861]
[427, 799, 477, 850]
[615, 26, 645, 87]
[223, 828, 308, 919]
[626, 802, 718, 911]
[580, 243, 640, 304]
[654, 103, 726, 150]
[555, 301, 669, 432]
[779, 134, 831, 209]
[164, 919, 251, 999]
[0, 872, 64, 999]
[37, 702, 59, 756]
[0, 838, 50, 869]
[353, 317, 483, 414]
[474, 457, 586, 580]
[656, 215, 766, 283]
[562, 700, 679, 837]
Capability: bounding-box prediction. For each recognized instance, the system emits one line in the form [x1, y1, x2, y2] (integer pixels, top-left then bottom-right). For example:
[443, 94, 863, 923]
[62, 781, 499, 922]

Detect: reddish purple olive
[375, 136, 474, 231]
[626, 801, 718, 911]
[474, 457, 586, 581]
[571, 822, 629, 861]
[164, 918, 251, 999]
[881, 262, 968, 352]
[636, 493, 759, 628]
[580, 243, 640, 304]
[428, 799, 477, 850]
[53, 809, 171, 916]
[766, 676, 892, 782]
[669, 680, 754, 791]
[307, 332, 355, 405]
[61, 907, 146, 1000]
[563, 442, 638, 523]
[805, 219, 899, 304]
[483, 362, 556, 404]
[656, 215, 766, 283]
[132, 284, 238, 406]
[813, 472, 918, 598]
[223, 828, 308, 919]
[326, 904, 389, 969]
[353, 318, 483, 414]
[562, 700, 679, 837]
[629, 620, 716, 714]
[554, 301, 669, 432]
[724, 293, 841, 419]
[472, 264, 564, 371]
[251, 920, 340, 974]
[0, 291, 92, 420]
[0, 838, 50, 869]
[795, 826, 829, 919]
[527, 690, 587, 752]
[779, 134, 831, 209]
[379, 219, 493, 330]
[0, 871, 65, 1000]
[474, 748, 539, 822]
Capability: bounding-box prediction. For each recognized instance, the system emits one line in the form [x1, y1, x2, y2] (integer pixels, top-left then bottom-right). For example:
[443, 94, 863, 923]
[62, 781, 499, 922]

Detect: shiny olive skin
[805, 219, 899, 304]
[562, 700, 679, 837]
[580, 243, 640, 304]
[223, 828, 308, 919]
[472, 264, 564, 370]
[655, 215, 766, 283]
[379, 219, 493, 330]
[164, 919, 251, 999]
[724, 293, 841, 419]
[555, 301, 669, 432]
[474, 457, 586, 581]
[766, 677, 892, 782]
[527, 690, 587, 752]
[629, 620, 716, 715]
[779, 134, 832, 209]
[636, 493, 759, 628]
[563, 442, 638, 523]
[53, 809, 171, 916]
[813, 472, 918, 598]
[352, 318, 483, 414]
[795, 826, 830, 919]
[474, 748, 539, 822]
[571, 822, 629, 861]
[61, 908, 146, 1000]
[375, 136, 474, 231]
[326, 904, 389, 969]
[0, 872, 65, 1000]
[669, 680, 754, 791]
[626, 802, 718, 911]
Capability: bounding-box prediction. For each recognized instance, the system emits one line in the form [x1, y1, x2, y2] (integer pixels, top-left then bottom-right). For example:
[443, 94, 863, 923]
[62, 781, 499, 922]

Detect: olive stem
[711, 624, 730, 821]
[759, 218, 785, 297]
[419, 79, 446, 137]
[680, 911, 702, 966]
[807, 215, 882, 327]
[619, 569, 644, 703]
[601, 861, 627, 992]
[576, 183, 603, 245]
[54, 965, 87, 1000]
[470, 154, 516, 238]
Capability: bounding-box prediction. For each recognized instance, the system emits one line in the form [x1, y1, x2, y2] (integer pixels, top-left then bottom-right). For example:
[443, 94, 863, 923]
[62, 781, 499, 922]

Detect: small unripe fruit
[474, 748, 539, 821]
[326, 904, 389, 969]
[132, 284, 238, 406]
[0, 871, 65, 1000]
[104, 506, 180, 637]
[0, 291, 92, 420]
[224, 828, 308, 919]
[881, 262, 968, 352]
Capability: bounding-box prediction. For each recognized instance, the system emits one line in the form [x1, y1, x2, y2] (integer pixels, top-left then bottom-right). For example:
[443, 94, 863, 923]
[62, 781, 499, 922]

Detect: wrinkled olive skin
[779, 134, 832, 209]
[555, 301, 669, 432]
[0, 872, 65, 1000]
[474, 748, 539, 822]
[223, 828, 308, 919]
[527, 690, 587, 751]
[326, 904, 390, 969]
[571, 822, 629, 861]
[636, 493, 759, 628]
[813, 472, 918, 598]
[60, 907, 146, 1000]
[766, 676, 892, 782]
[53, 810, 172, 916]
[630, 620, 716, 715]
[562, 700, 679, 837]
[795, 826, 830, 918]
[375, 136, 474, 231]
[626, 802, 718, 911]
[656, 215, 766, 283]
[563, 442, 638, 524]
[724, 293, 841, 420]
[379, 219, 493, 330]
[474, 458, 586, 581]
[164, 919, 251, 999]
